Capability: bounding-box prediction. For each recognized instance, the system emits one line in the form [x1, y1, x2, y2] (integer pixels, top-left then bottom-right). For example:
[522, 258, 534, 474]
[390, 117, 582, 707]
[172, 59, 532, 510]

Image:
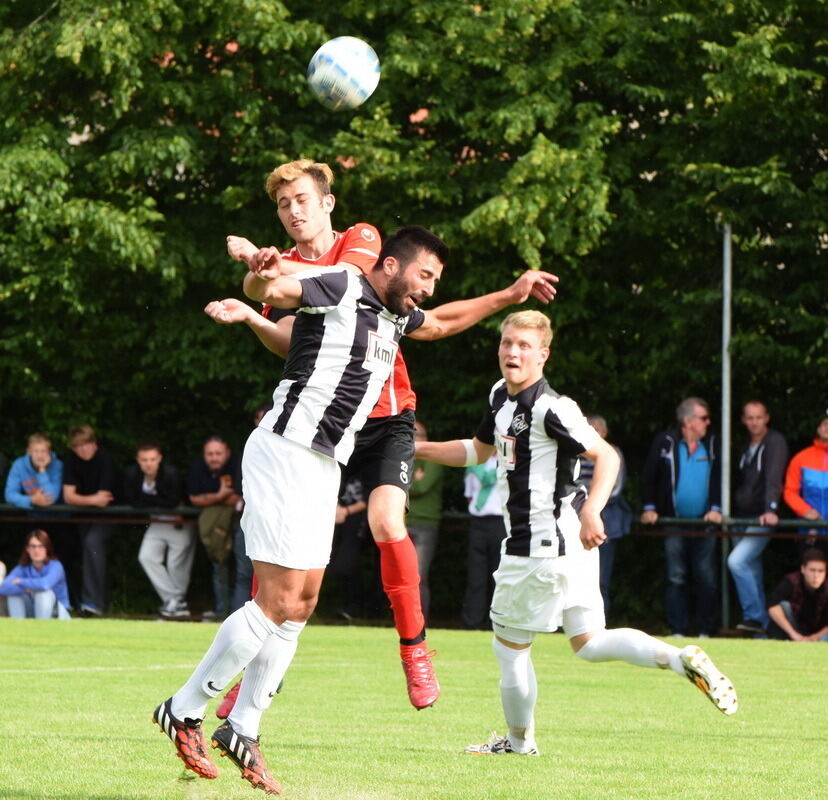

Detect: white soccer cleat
[464, 733, 539, 756]
[680, 645, 738, 715]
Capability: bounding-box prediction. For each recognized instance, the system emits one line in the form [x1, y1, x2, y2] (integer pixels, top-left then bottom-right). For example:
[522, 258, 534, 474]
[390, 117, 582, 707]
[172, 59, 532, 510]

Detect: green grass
[1, 619, 825, 800]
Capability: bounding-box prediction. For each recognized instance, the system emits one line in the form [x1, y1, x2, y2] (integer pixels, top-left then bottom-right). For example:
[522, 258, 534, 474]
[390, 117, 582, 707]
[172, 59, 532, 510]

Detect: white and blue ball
[307, 36, 381, 111]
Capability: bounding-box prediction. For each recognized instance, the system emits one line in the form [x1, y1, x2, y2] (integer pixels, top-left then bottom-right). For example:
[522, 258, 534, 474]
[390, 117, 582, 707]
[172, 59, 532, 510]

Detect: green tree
[1, 0, 824, 479]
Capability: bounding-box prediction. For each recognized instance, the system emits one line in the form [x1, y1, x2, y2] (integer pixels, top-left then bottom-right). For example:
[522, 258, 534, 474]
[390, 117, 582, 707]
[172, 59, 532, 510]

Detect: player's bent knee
[571, 629, 607, 658]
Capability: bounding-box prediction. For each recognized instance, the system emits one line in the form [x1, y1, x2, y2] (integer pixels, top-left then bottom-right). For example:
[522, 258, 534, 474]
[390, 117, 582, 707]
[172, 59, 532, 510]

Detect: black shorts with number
[345, 409, 416, 496]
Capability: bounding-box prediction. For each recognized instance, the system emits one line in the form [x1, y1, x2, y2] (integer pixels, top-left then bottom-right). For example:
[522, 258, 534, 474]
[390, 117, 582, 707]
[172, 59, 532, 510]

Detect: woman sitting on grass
[0, 529, 71, 619]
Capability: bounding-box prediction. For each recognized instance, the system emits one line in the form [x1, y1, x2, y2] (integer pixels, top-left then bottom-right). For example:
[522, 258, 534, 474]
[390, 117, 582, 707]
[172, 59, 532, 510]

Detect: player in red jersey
[206, 159, 557, 712]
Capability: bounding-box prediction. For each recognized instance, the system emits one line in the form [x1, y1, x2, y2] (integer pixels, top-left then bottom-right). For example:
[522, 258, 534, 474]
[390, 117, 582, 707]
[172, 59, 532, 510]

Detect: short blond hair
[27, 433, 51, 448]
[265, 159, 334, 203]
[68, 424, 96, 447]
[500, 310, 553, 348]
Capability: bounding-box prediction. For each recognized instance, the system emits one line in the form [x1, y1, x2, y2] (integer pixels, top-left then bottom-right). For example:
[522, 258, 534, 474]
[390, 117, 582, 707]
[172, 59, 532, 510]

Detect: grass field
[1, 618, 825, 800]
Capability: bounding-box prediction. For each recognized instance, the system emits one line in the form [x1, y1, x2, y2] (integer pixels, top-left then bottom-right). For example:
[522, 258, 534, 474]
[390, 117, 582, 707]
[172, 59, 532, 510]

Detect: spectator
[187, 436, 241, 618]
[766, 548, 828, 642]
[641, 397, 722, 637]
[462, 453, 507, 630]
[0, 529, 71, 619]
[783, 410, 828, 558]
[406, 421, 445, 621]
[578, 415, 632, 616]
[124, 441, 195, 619]
[62, 424, 120, 617]
[728, 401, 788, 634]
[328, 473, 369, 620]
[4, 433, 63, 510]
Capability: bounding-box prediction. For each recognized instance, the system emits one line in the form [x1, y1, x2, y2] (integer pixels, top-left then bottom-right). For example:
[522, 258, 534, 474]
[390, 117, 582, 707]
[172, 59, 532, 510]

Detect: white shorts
[240, 427, 340, 570]
[490, 549, 605, 638]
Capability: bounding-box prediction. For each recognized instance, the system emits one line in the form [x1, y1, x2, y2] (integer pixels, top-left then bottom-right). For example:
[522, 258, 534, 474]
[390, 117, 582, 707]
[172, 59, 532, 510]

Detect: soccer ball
[307, 36, 381, 111]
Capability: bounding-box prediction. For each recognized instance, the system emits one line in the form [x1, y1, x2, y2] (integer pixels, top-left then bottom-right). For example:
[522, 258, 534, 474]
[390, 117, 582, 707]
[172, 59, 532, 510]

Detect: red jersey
[262, 223, 416, 418]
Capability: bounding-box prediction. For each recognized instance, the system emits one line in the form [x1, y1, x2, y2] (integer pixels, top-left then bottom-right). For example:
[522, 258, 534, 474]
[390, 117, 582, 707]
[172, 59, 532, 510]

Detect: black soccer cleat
[211, 720, 282, 795]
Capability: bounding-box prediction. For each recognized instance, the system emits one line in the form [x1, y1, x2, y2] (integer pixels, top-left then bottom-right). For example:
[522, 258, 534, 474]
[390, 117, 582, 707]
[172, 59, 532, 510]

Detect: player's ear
[382, 256, 399, 275]
[322, 193, 335, 213]
[538, 347, 550, 364]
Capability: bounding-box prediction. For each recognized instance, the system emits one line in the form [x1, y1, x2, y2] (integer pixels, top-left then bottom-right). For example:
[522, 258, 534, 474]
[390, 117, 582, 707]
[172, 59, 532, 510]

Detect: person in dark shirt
[186, 436, 241, 617]
[727, 401, 788, 635]
[124, 441, 194, 618]
[767, 548, 828, 642]
[62, 424, 120, 616]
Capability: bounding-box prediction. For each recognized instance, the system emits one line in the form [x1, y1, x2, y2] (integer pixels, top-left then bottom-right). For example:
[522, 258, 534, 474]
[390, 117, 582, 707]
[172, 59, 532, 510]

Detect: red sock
[376, 538, 425, 644]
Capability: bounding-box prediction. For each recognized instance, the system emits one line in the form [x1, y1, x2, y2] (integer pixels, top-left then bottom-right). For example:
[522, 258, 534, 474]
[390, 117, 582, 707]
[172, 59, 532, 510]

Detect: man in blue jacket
[4, 433, 63, 510]
[641, 397, 722, 637]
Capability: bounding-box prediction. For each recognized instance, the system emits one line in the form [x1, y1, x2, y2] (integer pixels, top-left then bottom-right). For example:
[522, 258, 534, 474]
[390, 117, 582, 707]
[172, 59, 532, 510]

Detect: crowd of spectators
[1, 401, 826, 639]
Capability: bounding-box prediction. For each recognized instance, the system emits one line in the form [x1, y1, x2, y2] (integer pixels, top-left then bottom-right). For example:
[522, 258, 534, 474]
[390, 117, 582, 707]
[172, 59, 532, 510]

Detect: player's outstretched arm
[227, 235, 259, 265]
[578, 437, 620, 550]
[416, 437, 495, 467]
[408, 269, 559, 341]
[228, 235, 340, 278]
[204, 298, 292, 357]
[242, 265, 304, 307]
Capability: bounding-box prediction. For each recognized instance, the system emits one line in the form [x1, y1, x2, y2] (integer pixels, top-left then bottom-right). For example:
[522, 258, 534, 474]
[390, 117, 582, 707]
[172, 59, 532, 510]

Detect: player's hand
[509, 270, 558, 305]
[804, 508, 820, 521]
[227, 235, 259, 265]
[579, 508, 607, 550]
[204, 298, 252, 325]
[335, 505, 348, 525]
[704, 509, 723, 525]
[640, 510, 658, 525]
[250, 247, 283, 280]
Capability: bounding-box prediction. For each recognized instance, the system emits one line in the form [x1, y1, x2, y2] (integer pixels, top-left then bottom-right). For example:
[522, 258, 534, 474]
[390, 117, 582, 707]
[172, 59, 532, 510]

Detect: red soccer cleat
[215, 680, 241, 719]
[152, 698, 219, 779]
[211, 721, 282, 795]
[400, 643, 440, 709]
[215, 676, 283, 719]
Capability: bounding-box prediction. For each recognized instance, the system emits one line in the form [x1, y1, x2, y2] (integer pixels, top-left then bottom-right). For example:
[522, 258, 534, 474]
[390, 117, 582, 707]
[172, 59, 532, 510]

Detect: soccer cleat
[152, 698, 219, 779]
[680, 645, 738, 715]
[400, 644, 440, 709]
[216, 677, 284, 719]
[215, 680, 241, 720]
[465, 733, 539, 756]
[211, 721, 282, 795]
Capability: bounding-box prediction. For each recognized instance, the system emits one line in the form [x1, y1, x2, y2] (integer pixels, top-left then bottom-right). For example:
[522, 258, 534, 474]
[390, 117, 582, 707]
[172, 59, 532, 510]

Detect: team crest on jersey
[363, 331, 398, 373]
[360, 228, 376, 242]
[510, 413, 529, 435]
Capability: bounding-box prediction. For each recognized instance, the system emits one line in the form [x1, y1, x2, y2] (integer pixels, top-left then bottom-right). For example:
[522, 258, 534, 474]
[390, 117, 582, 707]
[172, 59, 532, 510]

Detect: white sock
[227, 620, 306, 739]
[576, 628, 684, 674]
[172, 600, 278, 720]
[492, 638, 537, 752]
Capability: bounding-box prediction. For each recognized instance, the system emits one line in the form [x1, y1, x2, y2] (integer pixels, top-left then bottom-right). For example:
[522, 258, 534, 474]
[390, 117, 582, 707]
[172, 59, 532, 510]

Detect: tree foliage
[1, 0, 825, 479]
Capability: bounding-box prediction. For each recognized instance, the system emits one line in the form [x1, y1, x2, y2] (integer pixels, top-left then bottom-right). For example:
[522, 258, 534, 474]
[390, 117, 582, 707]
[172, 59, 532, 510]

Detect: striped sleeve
[543, 396, 600, 456]
[403, 307, 426, 334]
[298, 268, 351, 313]
[475, 381, 506, 445]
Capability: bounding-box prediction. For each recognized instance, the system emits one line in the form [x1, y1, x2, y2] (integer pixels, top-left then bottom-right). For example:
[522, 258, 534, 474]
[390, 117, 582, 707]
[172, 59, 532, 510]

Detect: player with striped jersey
[206, 159, 558, 712]
[154, 226, 461, 791]
[416, 310, 738, 757]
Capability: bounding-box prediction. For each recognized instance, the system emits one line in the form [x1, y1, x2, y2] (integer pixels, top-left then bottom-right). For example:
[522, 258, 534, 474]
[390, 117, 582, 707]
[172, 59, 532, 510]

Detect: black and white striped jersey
[258, 267, 425, 464]
[475, 377, 599, 558]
